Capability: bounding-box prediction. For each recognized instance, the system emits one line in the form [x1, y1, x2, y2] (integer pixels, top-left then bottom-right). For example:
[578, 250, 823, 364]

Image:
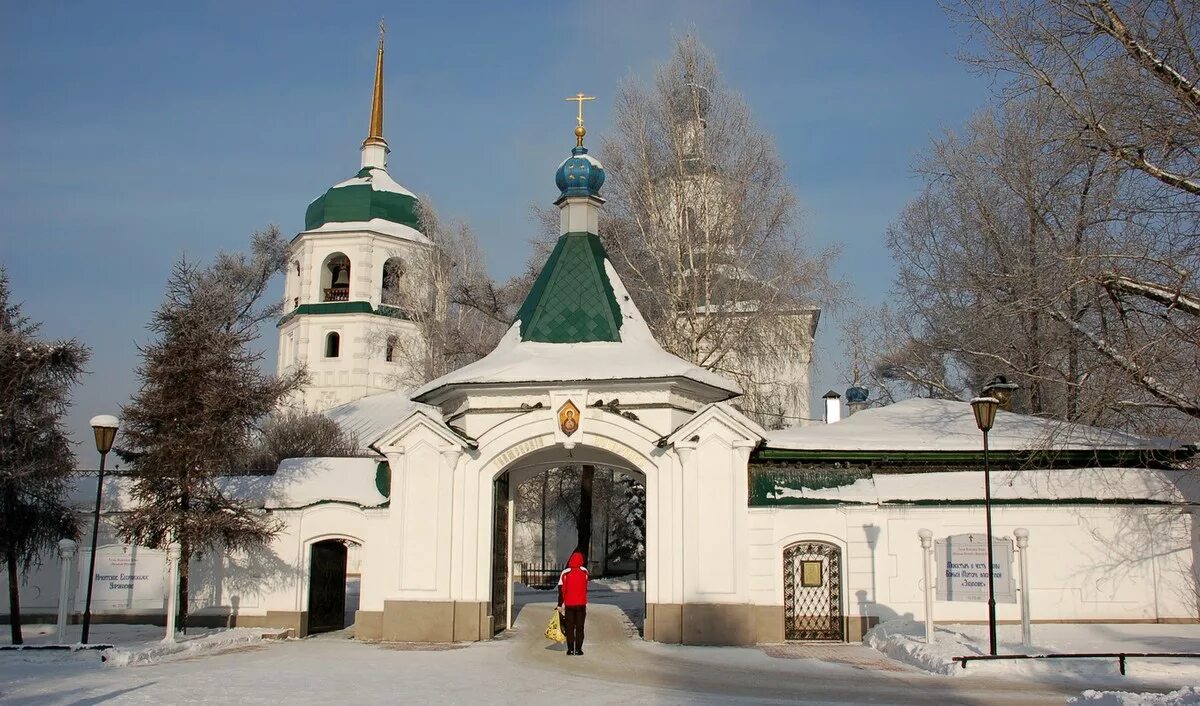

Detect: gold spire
[363, 20, 387, 149]
[565, 92, 596, 147]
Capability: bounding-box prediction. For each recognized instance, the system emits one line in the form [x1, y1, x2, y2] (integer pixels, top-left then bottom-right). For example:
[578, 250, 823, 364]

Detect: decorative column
[56, 539, 77, 640]
[1014, 528, 1031, 647]
[164, 541, 182, 642]
[918, 529, 934, 644]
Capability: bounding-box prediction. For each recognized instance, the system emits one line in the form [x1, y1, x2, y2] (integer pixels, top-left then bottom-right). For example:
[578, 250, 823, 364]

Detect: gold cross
[378, 18, 385, 46]
[565, 92, 596, 128]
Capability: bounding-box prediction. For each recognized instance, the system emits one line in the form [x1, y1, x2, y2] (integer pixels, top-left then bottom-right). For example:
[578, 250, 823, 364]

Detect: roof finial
[565, 92, 596, 147]
[363, 19, 387, 149]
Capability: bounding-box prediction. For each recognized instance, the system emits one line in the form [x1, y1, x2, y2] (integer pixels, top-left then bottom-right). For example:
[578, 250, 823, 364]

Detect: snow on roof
[63, 457, 387, 513]
[412, 260, 741, 400]
[331, 167, 416, 197]
[304, 218, 430, 244]
[764, 398, 1184, 453]
[766, 467, 1198, 504]
[324, 389, 444, 450]
[220, 457, 386, 509]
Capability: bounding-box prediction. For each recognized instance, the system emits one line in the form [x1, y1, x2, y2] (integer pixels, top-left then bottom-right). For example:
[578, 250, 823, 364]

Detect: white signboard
[935, 533, 1015, 603]
[76, 544, 167, 612]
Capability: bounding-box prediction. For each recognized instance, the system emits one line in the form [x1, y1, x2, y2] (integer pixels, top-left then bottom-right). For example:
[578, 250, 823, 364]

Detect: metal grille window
[783, 541, 843, 641]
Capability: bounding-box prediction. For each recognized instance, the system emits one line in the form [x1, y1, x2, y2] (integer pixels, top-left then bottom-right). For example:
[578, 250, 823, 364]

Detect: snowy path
[0, 600, 1190, 704]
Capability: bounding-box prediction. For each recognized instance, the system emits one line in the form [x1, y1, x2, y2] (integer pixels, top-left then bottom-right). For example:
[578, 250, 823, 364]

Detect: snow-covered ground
[866, 618, 1200, 684]
[3, 623, 278, 669]
[1070, 686, 1200, 705]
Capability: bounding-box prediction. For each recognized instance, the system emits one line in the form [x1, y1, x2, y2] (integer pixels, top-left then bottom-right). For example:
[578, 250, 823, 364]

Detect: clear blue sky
[1, 1, 991, 459]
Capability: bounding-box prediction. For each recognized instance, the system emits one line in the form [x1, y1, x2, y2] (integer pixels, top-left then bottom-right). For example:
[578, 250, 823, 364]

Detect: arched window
[381, 257, 405, 307]
[324, 332, 340, 358]
[385, 335, 398, 362]
[321, 253, 351, 302]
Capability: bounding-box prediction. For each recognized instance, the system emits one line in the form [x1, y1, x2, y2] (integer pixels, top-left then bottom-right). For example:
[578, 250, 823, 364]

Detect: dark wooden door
[490, 475, 510, 634]
[308, 540, 348, 634]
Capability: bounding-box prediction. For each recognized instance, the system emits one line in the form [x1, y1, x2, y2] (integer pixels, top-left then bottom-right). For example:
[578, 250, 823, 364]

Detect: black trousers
[563, 605, 586, 652]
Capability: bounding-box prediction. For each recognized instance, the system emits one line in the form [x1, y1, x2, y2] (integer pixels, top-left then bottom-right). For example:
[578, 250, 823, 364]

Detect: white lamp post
[1014, 528, 1032, 647]
[56, 539, 77, 640]
[918, 528, 935, 644]
[164, 541, 182, 642]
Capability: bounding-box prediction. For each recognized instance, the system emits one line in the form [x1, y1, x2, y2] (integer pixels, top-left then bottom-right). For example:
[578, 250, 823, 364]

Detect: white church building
[5, 36, 1198, 646]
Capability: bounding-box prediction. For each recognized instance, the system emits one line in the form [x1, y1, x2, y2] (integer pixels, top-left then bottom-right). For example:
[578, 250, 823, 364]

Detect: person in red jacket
[556, 550, 589, 655]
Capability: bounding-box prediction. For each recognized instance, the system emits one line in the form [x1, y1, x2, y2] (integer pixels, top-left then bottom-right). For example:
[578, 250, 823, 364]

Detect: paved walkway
[508, 600, 1078, 704]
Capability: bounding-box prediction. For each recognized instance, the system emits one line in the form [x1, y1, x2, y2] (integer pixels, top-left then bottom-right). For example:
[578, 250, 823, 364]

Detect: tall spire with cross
[361, 20, 389, 169]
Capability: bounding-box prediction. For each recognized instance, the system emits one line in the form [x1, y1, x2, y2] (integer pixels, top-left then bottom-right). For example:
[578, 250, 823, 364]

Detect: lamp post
[81, 414, 120, 644]
[970, 396, 999, 656]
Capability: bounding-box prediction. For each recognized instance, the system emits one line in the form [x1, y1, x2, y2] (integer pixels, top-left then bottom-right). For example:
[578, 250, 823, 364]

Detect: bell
[332, 267, 350, 287]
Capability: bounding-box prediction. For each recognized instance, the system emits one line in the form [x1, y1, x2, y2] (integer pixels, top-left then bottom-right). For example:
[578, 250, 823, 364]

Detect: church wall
[748, 503, 1199, 635]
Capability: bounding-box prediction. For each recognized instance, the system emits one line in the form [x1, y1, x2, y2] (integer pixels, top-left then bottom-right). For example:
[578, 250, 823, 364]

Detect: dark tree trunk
[576, 465, 594, 559]
[6, 550, 21, 645]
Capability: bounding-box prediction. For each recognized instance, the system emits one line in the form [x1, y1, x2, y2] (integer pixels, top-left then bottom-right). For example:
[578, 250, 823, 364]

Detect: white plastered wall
[749, 504, 1199, 624]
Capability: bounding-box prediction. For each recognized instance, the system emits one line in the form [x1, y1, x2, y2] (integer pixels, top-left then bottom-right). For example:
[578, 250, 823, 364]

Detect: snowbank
[865, 619, 1200, 683]
[102, 628, 276, 667]
[1071, 687, 1200, 705]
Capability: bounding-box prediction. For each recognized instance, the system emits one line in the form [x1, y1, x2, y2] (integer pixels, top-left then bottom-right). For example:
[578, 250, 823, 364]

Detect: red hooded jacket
[557, 552, 589, 607]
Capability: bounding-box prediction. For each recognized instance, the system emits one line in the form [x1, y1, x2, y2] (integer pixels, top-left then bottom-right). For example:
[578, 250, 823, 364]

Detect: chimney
[823, 390, 842, 424]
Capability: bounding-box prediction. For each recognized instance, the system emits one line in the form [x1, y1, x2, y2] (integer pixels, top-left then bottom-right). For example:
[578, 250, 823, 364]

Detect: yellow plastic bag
[545, 610, 566, 643]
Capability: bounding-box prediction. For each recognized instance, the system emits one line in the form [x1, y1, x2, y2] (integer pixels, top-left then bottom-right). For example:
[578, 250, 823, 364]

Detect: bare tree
[373, 199, 513, 388]
[596, 35, 843, 427]
[942, 0, 1200, 424]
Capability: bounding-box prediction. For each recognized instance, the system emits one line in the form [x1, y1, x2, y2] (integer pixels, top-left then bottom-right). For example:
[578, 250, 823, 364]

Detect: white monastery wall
[749, 504, 1198, 624]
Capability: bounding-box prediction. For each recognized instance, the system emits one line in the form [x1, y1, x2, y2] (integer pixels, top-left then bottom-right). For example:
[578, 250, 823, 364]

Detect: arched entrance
[783, 540, 844, 641]
[307, 538, 361, 635]
[488, 442, 649, 636]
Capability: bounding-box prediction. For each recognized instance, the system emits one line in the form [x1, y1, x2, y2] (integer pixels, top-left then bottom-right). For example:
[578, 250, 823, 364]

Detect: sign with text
[935, 534, 1015, 603]
[75, 544, 167, 612]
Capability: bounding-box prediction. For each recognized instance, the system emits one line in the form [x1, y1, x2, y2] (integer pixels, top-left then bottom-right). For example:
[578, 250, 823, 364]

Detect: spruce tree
[118, 227, 304, 631]
[0, 267, 88, 644]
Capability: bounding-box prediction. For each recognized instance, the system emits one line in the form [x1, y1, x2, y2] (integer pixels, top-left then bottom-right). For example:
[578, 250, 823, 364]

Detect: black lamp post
[81, 414, 119, 644]
[970, 396, 1000, 656]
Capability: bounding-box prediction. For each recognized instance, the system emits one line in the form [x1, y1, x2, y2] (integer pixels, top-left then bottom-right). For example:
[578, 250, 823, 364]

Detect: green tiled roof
[516, 232, 623, 343]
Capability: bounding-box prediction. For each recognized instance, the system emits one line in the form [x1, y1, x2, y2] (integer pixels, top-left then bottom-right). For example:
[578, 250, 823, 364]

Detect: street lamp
[81, 414, 120, 644]
[970, 396, 999, 656]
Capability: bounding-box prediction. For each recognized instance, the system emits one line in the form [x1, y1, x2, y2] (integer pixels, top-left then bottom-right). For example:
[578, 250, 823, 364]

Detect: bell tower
[277, 23, 430, 411]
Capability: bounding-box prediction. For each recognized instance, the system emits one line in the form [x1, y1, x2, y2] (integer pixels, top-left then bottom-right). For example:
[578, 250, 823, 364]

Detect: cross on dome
[565, 92, 595, 146]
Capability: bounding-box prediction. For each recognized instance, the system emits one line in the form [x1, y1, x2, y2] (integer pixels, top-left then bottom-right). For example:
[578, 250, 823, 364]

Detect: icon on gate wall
[558, 400, 580, 436]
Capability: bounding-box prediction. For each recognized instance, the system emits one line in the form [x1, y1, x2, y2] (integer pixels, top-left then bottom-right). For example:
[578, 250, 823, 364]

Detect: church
[4, 34, 1197, 646]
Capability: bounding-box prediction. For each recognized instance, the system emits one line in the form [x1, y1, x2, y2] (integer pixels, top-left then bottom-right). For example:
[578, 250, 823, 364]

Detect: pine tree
[117, 227, 304, 631]
[0, 267, 88, 644]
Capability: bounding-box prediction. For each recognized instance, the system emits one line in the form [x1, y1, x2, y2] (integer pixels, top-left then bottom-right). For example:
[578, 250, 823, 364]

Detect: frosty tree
[118, 226, 305, 630]
[854, 0, 1200, 435]
[598, 35, 842, 427]
[0, 267, 88, 644]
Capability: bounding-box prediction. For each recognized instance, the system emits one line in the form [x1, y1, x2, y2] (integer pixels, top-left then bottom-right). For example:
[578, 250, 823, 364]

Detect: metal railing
[323, 287, 349, 302]
[954, 652, 1200, 676]
[520, 566, 560, 589]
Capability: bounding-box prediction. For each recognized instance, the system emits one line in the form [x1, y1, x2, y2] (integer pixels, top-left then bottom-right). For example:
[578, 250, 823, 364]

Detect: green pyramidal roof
[516, 232, 623, 343]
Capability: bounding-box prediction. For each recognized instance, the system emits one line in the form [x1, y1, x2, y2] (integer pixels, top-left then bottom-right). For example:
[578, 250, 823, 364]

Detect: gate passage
[783, 541, 843, 641]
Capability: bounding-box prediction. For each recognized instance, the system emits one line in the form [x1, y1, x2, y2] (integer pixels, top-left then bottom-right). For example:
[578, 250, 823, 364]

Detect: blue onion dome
[846, 385, 869, 404]
[556, 146, 605, 198]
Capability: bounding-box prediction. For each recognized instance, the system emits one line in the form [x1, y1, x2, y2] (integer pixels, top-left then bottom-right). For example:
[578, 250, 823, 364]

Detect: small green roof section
[305, 166, 421, 232]
[516, 232, 623, 343]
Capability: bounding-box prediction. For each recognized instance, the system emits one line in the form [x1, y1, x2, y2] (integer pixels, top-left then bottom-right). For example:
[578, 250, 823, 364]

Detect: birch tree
[0, 268, 87, 644]
[598, 35, 842, 427]
[941, 0, 1200, 424]
[374, 200, 513, 389]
